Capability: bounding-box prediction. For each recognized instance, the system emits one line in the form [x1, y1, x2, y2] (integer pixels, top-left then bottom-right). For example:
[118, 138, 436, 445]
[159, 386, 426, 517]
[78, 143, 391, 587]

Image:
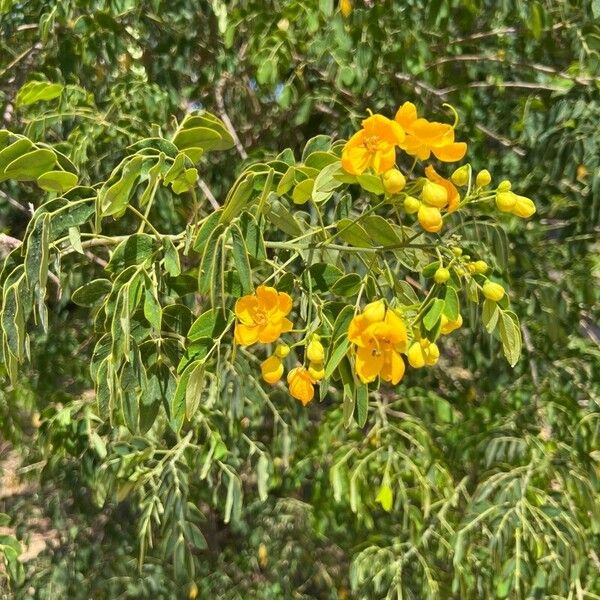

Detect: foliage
[1, 1, 599, 600]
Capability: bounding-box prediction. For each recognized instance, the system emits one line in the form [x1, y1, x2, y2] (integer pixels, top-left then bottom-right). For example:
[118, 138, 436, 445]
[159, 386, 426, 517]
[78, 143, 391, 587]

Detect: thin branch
[198, 177, 220, 211]
[215, 75, 248, 159]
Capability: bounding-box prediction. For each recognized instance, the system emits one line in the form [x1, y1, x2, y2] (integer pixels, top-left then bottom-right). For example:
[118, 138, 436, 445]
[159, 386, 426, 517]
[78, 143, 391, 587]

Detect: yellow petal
[432, 142, 467, 163]
[355, 346, 383, 383]
[257, 322, 283, 344]
[363, 299, 386, 323]
[235, 323, 259, 346]
[256, 285, 278, 309]
[384, 310, 408, 350]
[380, 350, 405, 384]
[394, 102, 418, 130]
[235, 295, 259, 325]
[261, 355, 284, 384]
[348, 314, 368, 347]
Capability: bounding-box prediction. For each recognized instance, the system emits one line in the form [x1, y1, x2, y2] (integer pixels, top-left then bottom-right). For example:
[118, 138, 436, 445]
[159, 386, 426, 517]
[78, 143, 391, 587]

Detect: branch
[215, 75, 248, 159]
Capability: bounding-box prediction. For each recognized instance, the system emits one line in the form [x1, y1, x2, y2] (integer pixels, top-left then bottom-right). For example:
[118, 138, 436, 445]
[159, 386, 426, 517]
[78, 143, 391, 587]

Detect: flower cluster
[341, 101, 536, 233]
[234, 286, 325, 406]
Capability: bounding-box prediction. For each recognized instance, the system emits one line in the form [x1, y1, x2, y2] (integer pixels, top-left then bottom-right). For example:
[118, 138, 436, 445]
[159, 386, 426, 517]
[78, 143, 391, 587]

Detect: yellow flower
[287, 367, 315, 405]
[340, 0, 352, 17]
[261, 355, 284, 384]
[342, 114, 405, 176]
[440, 314, 463, 335]
[234, 285, 293, 346]
[348, 304, 407, 384]
[394, 101, 467, 163]
[425, 165, 460, 212]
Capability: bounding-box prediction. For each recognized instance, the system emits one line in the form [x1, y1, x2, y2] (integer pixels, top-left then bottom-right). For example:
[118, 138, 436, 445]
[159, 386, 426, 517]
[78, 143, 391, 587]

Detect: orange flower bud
[306, 338, 325, 363]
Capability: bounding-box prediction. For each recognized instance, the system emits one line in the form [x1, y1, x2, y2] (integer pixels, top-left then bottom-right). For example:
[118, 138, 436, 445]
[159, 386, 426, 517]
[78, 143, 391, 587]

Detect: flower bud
[404, 196, 421, 214]
[498, 180, 512, 192]
[451, 247, 463, 257]
[434, 267, 450, 284]
[340, 0, 352, 17]
[473, 260, 488, 274]
[418, 204, 443, 233]
[454, 267, 465, 277]
[306, 338, 325, 363]
[421, 181, 448, 208]
[451, 165, 470, 187]
[482, 281, 505, 302]
[258, 543, 268, 568]
[188, 582, 199, 600]
[476, 169, 491, 187]
[274, 343, 290, 358]
[495, 191, 517, 212]
[363, 299, 386, 323]
[407, 342, 426, 368]
[511, 195, 536, 219]
[425, 342, 440, 366]
[308, 362, 325, 381]
[261, 355, 284, 384]
[383, 169, 406, 194]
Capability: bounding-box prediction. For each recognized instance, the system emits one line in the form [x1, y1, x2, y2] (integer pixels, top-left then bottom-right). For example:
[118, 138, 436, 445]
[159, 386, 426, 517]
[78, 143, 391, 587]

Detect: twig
[198, 177, 220, 211]
[215, 75, 248, 159]
[0, 233, 21, 249]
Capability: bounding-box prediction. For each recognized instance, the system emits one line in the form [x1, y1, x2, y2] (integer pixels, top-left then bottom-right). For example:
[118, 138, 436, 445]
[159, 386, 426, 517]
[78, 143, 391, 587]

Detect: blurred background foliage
[0, 0, 599, 598]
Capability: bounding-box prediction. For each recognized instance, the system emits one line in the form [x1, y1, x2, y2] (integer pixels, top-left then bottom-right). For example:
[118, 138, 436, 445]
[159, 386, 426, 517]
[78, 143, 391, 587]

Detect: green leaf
[256, 454, 269, 501]
[311, 161, 343, 203]
[325, 337, 350, 379]
[238, 212, 266, 260]
[276, 166, 296, 195]
[336, 218, 372, 247]
[444, 286, 460, 321]
[357, 174, 385, 195]
[194, 210, 223, 251]
[171, 360, 195, 432]
[331, 304, 355, 345]
[292, 178, 315, 205]
[423, 298, 445, 331]
[220, 173, 256, 223]
[37, 170, 78, 193]
[362, 215, 401, 246]
[331, 273, 362, 297]
[72, 279, 112, 306]
[356, 382, 368, 427]
[162, 238, 181, 277]
[143, 288, 162, 330]
[482, 299, 500, 333]
[265, 199, 303, 236]
[100, 156, 145, 217]
[106, 234, 155, 273]
[499, 311, 521, 367]
[16, 81, 63, 106]
[230, 224, 252, 294]
[188, 308, 233, 340]
[302, 263, 343, 292]
[3, 149, 57, 181]
[0, 138, 34, 174]
[185, 361, 205, 420]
